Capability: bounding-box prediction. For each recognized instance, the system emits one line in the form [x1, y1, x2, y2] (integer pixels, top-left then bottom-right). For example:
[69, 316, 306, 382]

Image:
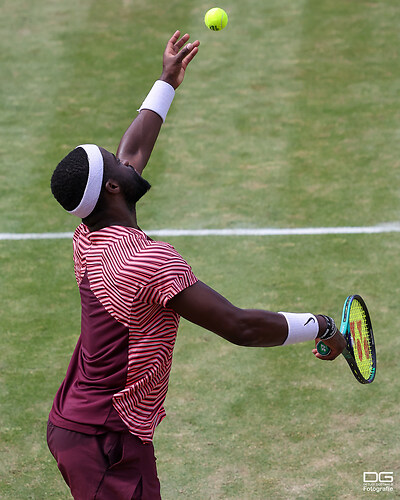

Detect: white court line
[0, 223, 400, 240]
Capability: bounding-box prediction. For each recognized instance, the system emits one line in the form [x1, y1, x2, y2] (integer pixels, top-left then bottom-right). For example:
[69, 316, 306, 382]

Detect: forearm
[223, 309, 327, 348]
[116, 109, 163, 175]
[227, 309, 288, 347]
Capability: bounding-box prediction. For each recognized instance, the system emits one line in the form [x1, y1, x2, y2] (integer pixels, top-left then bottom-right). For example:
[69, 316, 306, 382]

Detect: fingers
[312, 349, 337, 361]
[182, 43, 199, 67]
[312, 346, 341, 361]
[162, 32, 200, 88]
[312, 329, 346, 361]
[175, 33, 190, 51]
[167, 30, 181, 47]
[166, 31, 189, 53]
[168, 30, 199, 54]
[176, 39, 200, 64]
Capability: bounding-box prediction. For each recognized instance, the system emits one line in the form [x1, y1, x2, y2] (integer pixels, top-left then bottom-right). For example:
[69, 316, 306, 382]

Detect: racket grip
[316, 340, 331, 356]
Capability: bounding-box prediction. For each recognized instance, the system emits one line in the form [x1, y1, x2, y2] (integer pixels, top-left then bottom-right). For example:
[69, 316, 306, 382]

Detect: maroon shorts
[47, 420, 161, 500]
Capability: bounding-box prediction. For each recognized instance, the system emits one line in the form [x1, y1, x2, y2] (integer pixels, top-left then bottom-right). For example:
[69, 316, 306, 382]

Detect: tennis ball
[204, 8, 228, 31]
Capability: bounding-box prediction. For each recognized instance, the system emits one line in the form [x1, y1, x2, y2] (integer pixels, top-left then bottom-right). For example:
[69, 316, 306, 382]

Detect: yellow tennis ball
[204, 8, 228, 31]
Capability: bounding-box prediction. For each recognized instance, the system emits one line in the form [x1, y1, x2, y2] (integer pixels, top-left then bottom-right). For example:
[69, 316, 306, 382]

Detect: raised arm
[116, 31, 200, 174]
[167, 281, 346, 359]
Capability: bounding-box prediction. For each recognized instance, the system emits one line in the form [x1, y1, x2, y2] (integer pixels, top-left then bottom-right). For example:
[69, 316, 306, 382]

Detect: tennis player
[47, 31, 346, 500]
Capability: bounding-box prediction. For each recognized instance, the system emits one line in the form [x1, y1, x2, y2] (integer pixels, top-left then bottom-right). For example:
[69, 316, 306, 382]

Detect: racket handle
[316, 340, 331, 356]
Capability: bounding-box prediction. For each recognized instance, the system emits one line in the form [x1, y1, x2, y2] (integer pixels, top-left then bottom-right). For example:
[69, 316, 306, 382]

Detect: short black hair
[50, 147, 89, 211]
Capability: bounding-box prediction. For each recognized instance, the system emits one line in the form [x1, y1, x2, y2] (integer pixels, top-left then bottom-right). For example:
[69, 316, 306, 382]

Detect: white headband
[68, 144, 104, 219]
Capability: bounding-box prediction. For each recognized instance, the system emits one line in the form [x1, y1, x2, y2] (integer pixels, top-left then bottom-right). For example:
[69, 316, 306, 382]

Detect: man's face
[100, 148, 141, 211]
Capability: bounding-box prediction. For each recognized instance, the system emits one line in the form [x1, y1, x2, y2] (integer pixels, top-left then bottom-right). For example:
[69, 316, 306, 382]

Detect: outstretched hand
[160, 31, 200, 89]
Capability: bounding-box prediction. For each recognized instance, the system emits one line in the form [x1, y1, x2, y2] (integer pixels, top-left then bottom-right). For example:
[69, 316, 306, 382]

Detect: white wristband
[138, 80, 175, 122]
[279, 312, 319, 345]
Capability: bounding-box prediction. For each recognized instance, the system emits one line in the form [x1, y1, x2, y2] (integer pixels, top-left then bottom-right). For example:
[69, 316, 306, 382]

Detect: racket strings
[349, 300, 373, 379]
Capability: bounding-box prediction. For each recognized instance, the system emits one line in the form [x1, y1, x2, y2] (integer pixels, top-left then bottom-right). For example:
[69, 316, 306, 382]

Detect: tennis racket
[316, 295, 376, 384]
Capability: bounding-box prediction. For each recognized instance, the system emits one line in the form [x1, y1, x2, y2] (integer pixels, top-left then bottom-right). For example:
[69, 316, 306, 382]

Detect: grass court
[0, 0, 399, 498]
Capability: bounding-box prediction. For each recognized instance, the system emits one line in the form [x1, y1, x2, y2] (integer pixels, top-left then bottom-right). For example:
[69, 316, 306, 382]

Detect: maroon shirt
[50, 224, 197, 441]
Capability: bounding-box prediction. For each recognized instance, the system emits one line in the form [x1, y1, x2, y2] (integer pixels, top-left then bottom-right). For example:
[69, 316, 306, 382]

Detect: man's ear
[105, 179, 121, 194]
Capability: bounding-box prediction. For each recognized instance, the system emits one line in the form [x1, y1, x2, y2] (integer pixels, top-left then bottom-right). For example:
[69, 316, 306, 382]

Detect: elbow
[222, 309, 284, 348]
[232, 326, 261, 347]
[223, 311, 261, 347]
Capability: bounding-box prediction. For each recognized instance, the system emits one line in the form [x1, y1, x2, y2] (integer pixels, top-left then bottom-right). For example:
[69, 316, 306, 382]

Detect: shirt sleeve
[135, 245, 198, 308]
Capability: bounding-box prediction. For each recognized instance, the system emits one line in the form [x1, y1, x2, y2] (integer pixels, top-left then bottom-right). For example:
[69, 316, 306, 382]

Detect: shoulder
[99, 227, 192, 272]
[114, 227, 188, 263]
[73, 223, 89, 241]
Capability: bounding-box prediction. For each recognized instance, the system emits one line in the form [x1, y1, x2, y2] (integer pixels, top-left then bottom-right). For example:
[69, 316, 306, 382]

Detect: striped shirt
[49, 224, 197, 442]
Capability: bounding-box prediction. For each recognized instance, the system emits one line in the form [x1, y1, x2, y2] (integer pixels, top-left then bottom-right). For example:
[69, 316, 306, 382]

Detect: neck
[84, 209, 138, 232]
